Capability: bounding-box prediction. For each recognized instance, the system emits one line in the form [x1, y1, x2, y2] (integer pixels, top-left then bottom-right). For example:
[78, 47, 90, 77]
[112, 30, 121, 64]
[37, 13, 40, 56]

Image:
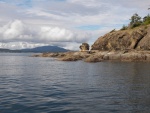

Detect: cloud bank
[0, 20, 91, 49]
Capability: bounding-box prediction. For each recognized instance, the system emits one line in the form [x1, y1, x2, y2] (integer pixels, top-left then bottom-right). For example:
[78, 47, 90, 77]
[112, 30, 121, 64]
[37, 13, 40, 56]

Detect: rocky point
[33, 25, 150, 62]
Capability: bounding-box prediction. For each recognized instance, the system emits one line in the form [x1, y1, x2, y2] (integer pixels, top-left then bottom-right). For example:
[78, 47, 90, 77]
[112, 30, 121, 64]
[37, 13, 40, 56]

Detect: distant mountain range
[0, 46, 69, 53]
[0, 48, 21, 53]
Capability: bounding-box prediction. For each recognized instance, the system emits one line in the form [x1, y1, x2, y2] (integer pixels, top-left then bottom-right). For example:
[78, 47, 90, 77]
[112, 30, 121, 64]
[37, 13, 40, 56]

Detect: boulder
[58, 51, 90, 61]
[80, 43, 90, 52]
[84, 55, 103, 62]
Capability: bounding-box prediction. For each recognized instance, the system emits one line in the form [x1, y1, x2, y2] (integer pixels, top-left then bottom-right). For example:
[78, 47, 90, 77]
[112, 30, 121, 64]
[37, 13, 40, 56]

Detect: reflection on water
[0, 53, 150, 113]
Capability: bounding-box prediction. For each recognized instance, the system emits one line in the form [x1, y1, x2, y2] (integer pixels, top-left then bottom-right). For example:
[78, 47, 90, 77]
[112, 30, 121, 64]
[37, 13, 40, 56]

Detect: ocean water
[0, 53, 150, 113]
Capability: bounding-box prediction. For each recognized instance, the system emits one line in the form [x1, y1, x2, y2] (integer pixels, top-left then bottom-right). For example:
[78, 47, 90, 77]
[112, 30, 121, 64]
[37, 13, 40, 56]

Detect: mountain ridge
[0, 46, 68, 53]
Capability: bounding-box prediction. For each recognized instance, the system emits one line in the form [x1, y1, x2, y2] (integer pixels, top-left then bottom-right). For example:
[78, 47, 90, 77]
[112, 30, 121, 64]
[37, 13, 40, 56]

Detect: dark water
[0, 53, 150, 113]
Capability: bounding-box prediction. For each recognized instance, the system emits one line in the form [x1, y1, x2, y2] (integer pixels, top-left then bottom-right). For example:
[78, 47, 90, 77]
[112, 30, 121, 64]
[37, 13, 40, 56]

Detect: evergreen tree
[143, 14, 150, 25]
[129, 13, 142, 28]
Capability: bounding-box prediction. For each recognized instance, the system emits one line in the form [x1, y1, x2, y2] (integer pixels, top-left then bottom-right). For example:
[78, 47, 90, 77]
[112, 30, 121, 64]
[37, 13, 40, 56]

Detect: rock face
[92, 26, 150, 51]
[80, 43, 89, 51]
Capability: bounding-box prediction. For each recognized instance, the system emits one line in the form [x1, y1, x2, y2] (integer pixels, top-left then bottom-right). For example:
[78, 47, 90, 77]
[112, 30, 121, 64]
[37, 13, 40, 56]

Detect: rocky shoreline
[33, 25, 150, 62]
[32, 50, 150, 62]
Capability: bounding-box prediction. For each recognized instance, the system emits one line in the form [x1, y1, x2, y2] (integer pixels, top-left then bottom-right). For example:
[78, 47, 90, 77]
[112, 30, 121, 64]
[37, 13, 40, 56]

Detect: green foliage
[143, 14, 150, 25]
[131, 22, 142, 28]
[120, 25, 128, 30]
[120, 13, 150, 30]
[129, 13, 142, 28]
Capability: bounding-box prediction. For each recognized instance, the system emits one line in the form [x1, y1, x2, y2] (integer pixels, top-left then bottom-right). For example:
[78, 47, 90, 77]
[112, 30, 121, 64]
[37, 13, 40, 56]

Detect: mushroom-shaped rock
[79, 43, 90, 52]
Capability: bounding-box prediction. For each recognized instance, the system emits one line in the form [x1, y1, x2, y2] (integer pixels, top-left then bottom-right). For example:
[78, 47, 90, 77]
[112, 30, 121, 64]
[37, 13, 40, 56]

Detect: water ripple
[0, 53, 150, 113]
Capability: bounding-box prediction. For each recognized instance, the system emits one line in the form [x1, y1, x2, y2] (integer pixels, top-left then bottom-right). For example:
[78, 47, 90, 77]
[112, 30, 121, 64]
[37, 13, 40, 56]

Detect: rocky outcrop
[32, 26, 150, 63]
[92, 26, 150, 51]
[32, 50, 150, 62]
[58, 52, 90, 61]
[80, 43, 89, 51]
[137, 27, 150, 50]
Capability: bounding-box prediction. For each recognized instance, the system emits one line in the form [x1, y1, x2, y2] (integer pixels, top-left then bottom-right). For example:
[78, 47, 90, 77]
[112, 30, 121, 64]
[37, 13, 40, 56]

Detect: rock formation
[32, 50, 150, 62]
[92, 26, 150, 51]
[80, 43, 89, 51]
[33, 25, 150, 62]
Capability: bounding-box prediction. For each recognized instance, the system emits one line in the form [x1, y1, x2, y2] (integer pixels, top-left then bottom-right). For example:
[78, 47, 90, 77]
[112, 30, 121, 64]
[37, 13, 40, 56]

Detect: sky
[0, 0, 149, 50]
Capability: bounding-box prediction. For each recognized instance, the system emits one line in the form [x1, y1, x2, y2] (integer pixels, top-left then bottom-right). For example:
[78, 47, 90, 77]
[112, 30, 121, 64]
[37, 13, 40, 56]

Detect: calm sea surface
[0, 53, 150, 113]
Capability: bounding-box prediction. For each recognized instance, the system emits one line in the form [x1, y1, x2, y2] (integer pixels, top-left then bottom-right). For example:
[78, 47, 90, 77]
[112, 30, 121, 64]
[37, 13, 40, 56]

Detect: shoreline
[32, 50, 150, 62]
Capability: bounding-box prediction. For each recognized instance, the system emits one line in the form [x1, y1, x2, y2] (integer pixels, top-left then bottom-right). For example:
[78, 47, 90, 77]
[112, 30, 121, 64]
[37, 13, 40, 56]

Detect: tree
[129, 13, 142, 28]
[143, 14, 150, 25]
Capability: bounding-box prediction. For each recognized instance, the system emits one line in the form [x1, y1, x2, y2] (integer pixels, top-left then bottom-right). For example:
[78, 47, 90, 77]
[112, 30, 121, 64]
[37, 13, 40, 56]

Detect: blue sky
[0, 0, 149, 50]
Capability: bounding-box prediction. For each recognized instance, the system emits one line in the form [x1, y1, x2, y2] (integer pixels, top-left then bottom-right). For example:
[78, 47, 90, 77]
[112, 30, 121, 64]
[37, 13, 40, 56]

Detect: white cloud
[2, 20, 24, 39]
[0, 20, 90, 43]
[39, 26, 74, 42]
[0, 42, 48, 50]
[39, 26, 91, 43]
[0, 20, 33, 42]
[0, 20, 91, 49]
